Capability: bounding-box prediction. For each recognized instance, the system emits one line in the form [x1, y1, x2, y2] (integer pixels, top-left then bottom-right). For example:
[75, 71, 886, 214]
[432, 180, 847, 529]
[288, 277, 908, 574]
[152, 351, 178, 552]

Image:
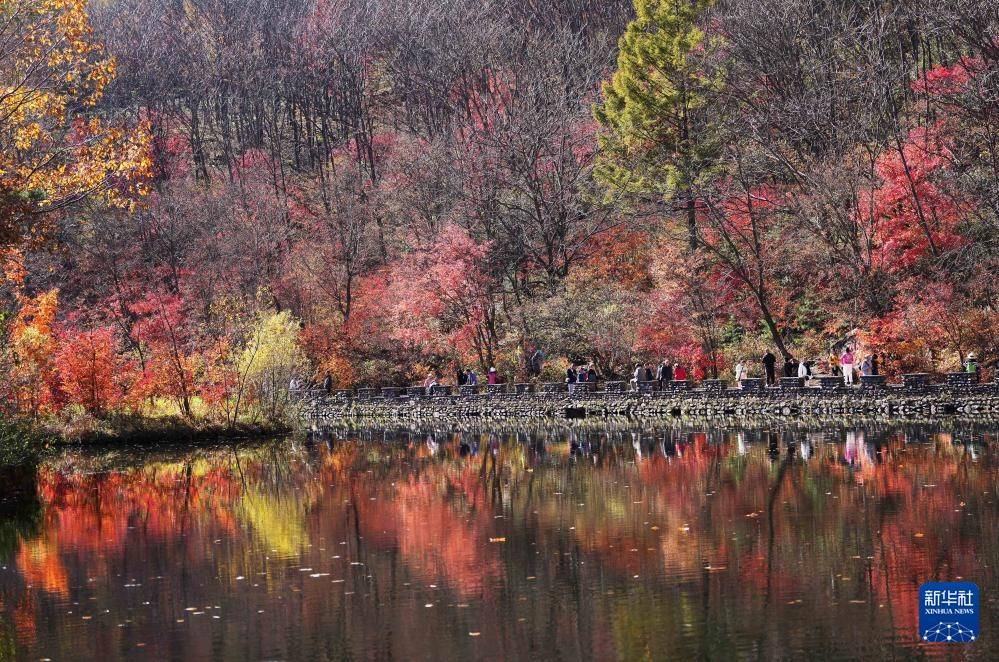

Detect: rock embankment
[302, 384, 999, 425]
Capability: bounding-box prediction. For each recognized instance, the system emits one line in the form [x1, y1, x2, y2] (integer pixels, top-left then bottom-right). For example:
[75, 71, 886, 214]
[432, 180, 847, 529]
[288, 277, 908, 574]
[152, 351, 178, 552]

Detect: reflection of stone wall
[303, 386, 999, 425]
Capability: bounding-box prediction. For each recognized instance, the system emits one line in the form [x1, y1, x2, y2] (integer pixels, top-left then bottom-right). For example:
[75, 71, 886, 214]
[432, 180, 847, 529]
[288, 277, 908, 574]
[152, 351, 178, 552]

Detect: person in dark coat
[657, 360, 673, 388]
[566, 366, 577, 384]
[322, 374, 333, 392]
[783, 357, 796, 378]
[763, 351, 777, 386]
[530, 348, 544, 376]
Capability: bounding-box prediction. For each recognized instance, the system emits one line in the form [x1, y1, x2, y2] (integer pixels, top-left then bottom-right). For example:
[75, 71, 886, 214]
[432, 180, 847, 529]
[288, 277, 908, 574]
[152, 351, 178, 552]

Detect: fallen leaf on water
[489, 537, 506, 543]
[469, 632, 481, 637]
[914, 532, 925, 538]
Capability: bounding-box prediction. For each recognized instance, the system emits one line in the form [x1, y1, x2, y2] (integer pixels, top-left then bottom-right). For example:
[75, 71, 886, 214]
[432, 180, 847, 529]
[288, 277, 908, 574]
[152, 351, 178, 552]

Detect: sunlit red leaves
[383, 224, 496, 356]
[866, 123, 968, 272]
[54, 327, 126, 415]
[127, 290, 197, 412]
[910, 57, 981, 97]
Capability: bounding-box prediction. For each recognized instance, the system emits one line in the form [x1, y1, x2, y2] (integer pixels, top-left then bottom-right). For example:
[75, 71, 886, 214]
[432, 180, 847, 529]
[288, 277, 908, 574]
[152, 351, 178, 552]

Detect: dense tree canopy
[1, 0, 997, 423]
[0, 0, 151, 250]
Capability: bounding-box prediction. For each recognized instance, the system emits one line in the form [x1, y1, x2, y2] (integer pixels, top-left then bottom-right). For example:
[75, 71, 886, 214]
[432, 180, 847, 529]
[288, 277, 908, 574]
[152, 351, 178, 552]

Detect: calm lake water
[1, 423, 997, 660]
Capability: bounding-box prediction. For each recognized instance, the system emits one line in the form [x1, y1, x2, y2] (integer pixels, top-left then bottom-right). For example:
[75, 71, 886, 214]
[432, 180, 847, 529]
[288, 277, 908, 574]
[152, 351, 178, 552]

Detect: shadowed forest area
[1, 0, 997, 433]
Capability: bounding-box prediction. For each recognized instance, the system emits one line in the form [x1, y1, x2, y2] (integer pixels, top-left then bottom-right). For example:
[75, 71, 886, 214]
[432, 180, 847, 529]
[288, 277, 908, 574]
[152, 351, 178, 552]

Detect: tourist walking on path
[487, 367, 498, 385]
[467, 369, 478, 386]
[632, 363, 644, 387]
[966, 353, 980, 380]
[841, 347, 855, 385]
[644, 364, 655, 382]
[763, 351, 777, 386]
[658, 360, 674, 387]
[674, 363, 687, 381]
[783, 356, 796, 378]
[323, 373, 333, 392]
[423, 373, 438, 394]
[566, 366, 577, 384]
[530, 348, 544, 377]
[797, 359, 809, 380]
[734, 361, 747, 382]
[828, 351, 840, 376]
[860, 355, 872, 377]
[587, 364, 598, 383]
[456, 367, 467, 386]
[870, 353, 879, 376]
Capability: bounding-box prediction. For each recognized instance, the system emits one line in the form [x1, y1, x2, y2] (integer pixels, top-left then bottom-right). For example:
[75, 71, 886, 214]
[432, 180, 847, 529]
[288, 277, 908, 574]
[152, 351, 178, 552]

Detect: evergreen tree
[594, 0, 718, 249]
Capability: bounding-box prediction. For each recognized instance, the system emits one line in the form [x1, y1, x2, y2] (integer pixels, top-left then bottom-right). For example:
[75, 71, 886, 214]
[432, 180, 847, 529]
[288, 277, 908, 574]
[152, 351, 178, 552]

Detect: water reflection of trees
[0, 423, 995, 659]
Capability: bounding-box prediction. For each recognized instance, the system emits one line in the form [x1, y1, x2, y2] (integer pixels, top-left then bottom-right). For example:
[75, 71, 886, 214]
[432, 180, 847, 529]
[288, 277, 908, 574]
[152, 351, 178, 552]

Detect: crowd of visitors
[751, 346, 883, 386]
[309, 345, 985, 394]
[566, 363, 599, 384]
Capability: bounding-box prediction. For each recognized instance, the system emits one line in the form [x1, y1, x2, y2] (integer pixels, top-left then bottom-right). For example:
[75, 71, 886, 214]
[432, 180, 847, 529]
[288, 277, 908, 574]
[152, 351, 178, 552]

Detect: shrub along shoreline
[0, 414, 291, 467]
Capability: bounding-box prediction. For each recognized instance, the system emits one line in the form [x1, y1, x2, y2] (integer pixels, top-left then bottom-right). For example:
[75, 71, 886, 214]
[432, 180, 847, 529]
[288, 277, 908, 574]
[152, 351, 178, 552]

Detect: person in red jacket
[674, 363, 687, 381]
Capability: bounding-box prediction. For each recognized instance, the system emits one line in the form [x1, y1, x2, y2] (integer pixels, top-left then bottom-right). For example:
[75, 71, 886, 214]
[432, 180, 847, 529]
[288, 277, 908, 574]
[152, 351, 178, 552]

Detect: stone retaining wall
[302, 383, 999, 425]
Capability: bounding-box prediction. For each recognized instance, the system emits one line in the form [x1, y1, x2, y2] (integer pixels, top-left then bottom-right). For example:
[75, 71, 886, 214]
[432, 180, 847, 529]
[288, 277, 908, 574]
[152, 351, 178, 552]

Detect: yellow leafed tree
[237, 310, 307, 424]
[0, 0, 152, 249]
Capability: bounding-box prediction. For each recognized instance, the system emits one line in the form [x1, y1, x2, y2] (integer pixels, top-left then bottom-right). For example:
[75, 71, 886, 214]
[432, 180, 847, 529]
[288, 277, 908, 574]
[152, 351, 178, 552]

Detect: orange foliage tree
[0, 0, 151, 250]
[54, 326, 126, 415]
[6, 289, 60, 416]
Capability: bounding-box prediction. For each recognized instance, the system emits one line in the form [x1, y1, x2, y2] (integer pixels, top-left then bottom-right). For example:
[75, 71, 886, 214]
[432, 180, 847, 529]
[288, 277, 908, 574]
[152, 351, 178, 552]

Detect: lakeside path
[303, 380, 999, 425]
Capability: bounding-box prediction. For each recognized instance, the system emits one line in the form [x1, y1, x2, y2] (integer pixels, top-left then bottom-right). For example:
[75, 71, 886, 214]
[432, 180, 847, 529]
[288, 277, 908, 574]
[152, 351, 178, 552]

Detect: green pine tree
[594, 0, 719, 249]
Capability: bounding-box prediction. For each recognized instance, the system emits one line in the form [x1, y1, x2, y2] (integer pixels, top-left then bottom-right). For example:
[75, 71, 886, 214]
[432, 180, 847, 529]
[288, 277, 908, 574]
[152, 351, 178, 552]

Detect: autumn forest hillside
[1, 0, 997, 427]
